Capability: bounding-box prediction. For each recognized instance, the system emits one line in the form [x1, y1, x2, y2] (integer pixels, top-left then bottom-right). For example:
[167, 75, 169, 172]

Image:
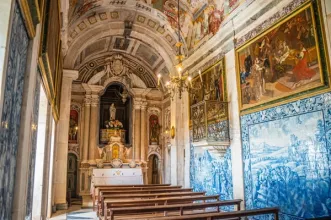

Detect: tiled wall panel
[0, 2, 29, 219]
[241, 93, 331, 219]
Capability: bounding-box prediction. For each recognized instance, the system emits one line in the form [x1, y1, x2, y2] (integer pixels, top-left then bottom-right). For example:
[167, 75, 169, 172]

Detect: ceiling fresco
[68, 0, 246, 52]
[64, 0, 247, 89]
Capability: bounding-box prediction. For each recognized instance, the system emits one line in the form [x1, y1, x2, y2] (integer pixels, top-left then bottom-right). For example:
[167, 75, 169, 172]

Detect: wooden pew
[140, 207, 280, 220]
[104, 195, 221, 208]
[93, 185, 176, 209]
[94, 185, 179, 209]
[101, 195, 227, 218]
[99, 192, 206, 216]
[97, 188, 192, 211]
[104, 200, 242, 220]
[94, 184, 171, 188]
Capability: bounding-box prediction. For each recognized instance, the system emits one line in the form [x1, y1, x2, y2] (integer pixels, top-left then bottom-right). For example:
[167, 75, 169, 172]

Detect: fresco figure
[209, 10, 222, 35]
[293, 42, 316, 81]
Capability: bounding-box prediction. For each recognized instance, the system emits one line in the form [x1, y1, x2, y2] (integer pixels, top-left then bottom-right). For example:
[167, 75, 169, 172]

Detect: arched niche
[149, 114, 160, 145]
[69, 109, 79, 143]
[99, 83, 132, 146]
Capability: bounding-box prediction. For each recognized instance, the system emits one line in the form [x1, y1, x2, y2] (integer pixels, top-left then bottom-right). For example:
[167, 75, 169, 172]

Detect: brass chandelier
[157, 0, 202, 100]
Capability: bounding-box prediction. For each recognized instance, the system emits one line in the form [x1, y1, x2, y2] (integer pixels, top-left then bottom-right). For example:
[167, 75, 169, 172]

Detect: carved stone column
[89, 94, 99, 163]
[134, 102, 141, 160]
[82, 96, 91, 163]
[140, 102, 147, 161]
[54, 69, 78, 210]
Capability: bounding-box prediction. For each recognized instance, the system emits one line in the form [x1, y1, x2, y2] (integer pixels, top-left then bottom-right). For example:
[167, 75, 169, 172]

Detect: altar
[88, 103, 144, 202]
[91, 167, 143, 192]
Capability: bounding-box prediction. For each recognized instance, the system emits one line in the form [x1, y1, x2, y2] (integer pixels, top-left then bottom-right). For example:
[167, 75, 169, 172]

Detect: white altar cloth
[90, 168, 143, 194]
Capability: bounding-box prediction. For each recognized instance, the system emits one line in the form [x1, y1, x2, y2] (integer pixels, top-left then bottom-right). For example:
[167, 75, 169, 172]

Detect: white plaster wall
[32, 84, 48, 219]
[47, 118, 56, 218]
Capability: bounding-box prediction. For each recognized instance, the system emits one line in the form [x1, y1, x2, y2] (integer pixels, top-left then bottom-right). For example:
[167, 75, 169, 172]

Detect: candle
[198, 70, 202, 82]
[157, 73, 161, 86]
[188, 76, 192, 87]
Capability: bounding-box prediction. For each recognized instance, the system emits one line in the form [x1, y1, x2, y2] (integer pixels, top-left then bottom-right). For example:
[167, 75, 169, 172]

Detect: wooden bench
[104, 195, 221, 208]
[104, 200, 242, 220]
[94, 184, 171, 188]
[93, 185, 179, 209]
[98, 192, 206, 216]
[97, 188, 192, 210]
[140, 207, 280, 220]
[100, 195, 222, 216]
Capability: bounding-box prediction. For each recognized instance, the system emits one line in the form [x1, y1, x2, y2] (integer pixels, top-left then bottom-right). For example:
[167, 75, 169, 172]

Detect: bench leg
[275, 212, 279, 220]
[179, 207, 183, 216]
[104, 204, 108, 220]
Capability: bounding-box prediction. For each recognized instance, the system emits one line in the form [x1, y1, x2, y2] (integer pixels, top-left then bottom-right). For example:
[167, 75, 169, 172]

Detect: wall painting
[237, 1, 330, 114]
[189, 58, 226, 106]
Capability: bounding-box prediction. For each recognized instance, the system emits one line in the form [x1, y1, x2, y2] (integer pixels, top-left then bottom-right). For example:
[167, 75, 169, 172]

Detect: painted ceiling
[64, 0, 247, 89]
[68, 0, 245, 51]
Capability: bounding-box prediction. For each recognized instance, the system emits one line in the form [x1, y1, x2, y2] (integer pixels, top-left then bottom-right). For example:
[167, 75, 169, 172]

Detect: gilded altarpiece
[190, 58, 229, 146]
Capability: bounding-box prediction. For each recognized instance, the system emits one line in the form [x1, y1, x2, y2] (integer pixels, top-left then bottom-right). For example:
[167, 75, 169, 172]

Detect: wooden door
[67, 153, 77, 198]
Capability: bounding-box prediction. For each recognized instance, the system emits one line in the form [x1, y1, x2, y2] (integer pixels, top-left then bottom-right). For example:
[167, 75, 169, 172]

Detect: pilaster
[54, 69, 78, 210]
[133, 100, 141, 160]
[89, 92, 101, 163]
[140, 101, 147, 162]
[82, 96, 91, 163]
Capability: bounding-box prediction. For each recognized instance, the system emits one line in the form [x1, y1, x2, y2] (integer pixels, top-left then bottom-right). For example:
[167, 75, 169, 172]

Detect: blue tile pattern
[207, 120, 230, 142]
[26, 73, 41, 218]
[241, 93, 331, 219]
[190, 125, 233, 210]
[0, 2, 29, 219]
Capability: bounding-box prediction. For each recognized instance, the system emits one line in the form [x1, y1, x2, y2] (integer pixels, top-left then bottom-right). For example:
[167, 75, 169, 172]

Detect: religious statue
[109, 103, 116, 120]
[68, 117, 78, 142]
[150, 115, 160, 145]
[104, 103, 123, 130]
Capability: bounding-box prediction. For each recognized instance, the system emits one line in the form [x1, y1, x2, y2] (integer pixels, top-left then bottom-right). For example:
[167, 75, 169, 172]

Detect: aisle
[50, 205, 97, 220]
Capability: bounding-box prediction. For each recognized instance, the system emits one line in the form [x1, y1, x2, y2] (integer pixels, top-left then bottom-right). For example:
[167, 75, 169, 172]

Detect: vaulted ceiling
[61, 0, 245, 88]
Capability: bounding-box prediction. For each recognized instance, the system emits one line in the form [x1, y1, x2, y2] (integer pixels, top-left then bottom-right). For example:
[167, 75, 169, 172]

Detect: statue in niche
[69, 110, 78, 142]
[105, 103, 123, 129]
[150, 115, 160, 145]
[110, 103, 116, 120]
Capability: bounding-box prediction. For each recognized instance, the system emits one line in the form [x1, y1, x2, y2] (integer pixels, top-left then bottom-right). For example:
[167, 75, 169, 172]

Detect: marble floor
[50, 205, 97, 220]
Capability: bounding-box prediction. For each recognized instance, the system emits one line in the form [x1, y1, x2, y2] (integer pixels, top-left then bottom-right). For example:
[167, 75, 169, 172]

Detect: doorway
[67, 153, 78, 198]
[148, 154, 160, 184]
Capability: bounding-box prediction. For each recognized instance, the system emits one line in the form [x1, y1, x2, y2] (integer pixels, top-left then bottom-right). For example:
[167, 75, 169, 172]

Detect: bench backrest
[100, 194, 219, 216]
[100, 188, 192, 195]
[141, 207, 279, 220]
[105, 200, 243, 219]
[98, 191, 206, 216]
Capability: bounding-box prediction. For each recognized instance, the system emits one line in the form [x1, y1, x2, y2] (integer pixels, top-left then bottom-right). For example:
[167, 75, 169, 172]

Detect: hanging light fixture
[157, 0, 202, 100]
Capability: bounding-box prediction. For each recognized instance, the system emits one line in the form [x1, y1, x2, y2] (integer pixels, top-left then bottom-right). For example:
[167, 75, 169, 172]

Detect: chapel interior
[1, 0, 331, 219]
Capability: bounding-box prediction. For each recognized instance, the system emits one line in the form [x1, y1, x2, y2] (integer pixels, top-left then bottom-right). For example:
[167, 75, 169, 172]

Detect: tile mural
[0, 2, 29, 220]
[190, 139, 233, 207]
[241, 93, 331, 219]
